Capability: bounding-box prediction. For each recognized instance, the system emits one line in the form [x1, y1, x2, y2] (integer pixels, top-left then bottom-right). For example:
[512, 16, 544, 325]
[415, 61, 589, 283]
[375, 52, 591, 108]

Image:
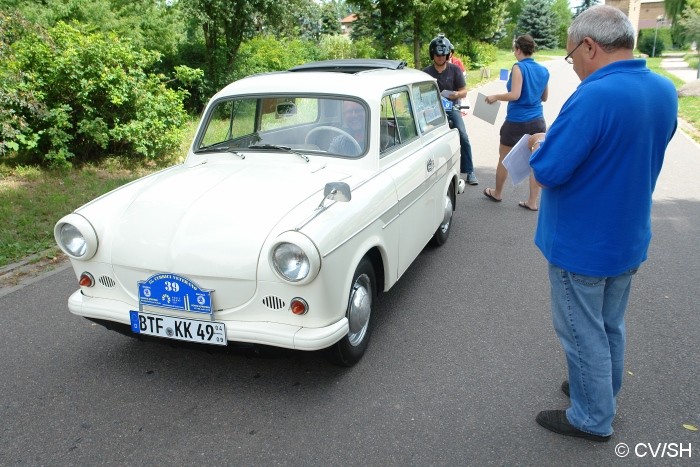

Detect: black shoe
[562, 380, 570, 397]
[536, 410, 611, 442]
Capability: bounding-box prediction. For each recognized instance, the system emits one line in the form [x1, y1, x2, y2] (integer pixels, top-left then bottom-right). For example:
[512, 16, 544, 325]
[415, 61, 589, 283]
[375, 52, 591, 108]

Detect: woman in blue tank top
[482, 35, 550, 211]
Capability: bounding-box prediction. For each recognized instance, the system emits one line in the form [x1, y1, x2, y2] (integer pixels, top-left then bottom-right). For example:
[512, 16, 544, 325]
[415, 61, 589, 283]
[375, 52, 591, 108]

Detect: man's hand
[528, 133, 546, 151]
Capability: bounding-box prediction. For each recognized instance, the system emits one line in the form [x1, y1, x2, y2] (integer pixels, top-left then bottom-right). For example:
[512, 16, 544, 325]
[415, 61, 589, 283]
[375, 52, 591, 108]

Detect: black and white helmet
[429, 34, 452, 59]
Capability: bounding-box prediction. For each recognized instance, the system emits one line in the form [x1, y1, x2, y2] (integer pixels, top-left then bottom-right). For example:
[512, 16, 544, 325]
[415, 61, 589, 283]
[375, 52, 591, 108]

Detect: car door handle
[426, 158, 435, 172]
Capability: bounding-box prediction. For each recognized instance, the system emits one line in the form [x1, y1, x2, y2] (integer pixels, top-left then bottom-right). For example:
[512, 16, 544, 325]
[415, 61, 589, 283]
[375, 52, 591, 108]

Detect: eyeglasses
[564, 40, 584, 64]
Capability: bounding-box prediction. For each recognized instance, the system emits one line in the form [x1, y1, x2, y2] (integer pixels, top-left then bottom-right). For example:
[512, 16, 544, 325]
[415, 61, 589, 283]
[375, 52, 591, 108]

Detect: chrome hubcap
[439, 192, 453, 233]
[347, 274, 372, 347]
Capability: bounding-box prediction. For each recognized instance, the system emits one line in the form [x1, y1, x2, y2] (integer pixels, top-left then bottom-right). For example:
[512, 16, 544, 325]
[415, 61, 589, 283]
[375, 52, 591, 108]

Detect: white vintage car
[54, 59, 463, 365]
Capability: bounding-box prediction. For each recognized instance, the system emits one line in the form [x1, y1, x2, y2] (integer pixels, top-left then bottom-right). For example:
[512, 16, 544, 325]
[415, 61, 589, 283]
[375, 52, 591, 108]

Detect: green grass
[0, 53, 695, 269]
[646, 55, 700, 142]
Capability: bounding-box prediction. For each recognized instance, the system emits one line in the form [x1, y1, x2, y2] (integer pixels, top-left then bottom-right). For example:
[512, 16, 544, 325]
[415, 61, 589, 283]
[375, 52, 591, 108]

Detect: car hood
[107, 159, 350, 280]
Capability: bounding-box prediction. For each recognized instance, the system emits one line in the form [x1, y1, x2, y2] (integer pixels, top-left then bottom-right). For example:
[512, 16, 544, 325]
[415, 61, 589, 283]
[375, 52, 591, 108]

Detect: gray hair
[568, 5, 635, 52]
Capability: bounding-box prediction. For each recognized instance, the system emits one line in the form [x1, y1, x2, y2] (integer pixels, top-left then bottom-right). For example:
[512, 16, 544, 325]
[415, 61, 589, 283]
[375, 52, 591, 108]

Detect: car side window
[379, 90, 417, 157]
[412, 82, 445, 134]
[379, 95, 398, 155]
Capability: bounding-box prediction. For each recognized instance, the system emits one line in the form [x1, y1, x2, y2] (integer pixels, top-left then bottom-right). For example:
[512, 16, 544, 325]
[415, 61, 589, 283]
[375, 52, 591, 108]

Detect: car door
[379, 87, 438, 278]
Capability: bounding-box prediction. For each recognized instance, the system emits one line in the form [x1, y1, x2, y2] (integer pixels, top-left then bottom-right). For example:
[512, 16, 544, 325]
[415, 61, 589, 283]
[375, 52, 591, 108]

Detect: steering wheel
[305, 126, 362, 154]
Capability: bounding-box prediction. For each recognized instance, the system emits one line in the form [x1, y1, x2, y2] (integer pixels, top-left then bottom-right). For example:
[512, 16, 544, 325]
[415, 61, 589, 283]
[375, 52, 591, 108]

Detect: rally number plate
[130, 311, 227, 346]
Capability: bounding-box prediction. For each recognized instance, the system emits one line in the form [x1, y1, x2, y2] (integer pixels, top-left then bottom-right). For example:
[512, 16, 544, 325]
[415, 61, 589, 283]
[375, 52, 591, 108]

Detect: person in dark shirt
[423, 34, 478, 186]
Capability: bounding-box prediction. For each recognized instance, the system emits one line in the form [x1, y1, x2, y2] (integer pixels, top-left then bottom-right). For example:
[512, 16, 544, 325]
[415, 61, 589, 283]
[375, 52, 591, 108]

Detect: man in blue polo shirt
[528, 5, 677, 442]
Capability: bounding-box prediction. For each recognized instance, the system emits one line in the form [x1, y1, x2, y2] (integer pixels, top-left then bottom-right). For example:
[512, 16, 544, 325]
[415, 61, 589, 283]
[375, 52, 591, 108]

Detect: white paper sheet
[472, 92, 500, 125]
[501, 134, 532, 185]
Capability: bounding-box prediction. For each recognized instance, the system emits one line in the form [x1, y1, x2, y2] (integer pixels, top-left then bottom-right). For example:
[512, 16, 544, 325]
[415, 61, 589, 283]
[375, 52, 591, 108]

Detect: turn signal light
[290, 298, 308, 315]
[79, 272, 95, 287]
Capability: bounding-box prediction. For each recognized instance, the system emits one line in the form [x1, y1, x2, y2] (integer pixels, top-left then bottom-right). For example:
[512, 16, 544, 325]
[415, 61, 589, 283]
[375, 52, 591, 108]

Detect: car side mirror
[324, 182, 351, 202]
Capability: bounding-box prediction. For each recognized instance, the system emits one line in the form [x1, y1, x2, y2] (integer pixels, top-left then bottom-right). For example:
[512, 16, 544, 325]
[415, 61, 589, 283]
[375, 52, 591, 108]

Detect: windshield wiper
[195, 144, 245, 159]
[248, 144, 309, 162]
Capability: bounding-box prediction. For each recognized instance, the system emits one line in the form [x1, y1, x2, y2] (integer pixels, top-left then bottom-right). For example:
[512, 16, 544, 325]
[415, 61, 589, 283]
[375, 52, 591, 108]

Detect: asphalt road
[1, 59, 698, 465]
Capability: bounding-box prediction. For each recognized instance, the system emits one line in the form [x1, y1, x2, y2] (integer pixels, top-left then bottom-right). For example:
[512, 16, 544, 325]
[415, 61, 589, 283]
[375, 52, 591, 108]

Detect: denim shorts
[499, 118, 546, 146]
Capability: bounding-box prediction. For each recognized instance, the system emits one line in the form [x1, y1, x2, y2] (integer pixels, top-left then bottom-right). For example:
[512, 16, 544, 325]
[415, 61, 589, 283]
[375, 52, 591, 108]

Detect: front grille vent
[262, 296, 286, 310]
[98, 275, 117, 288]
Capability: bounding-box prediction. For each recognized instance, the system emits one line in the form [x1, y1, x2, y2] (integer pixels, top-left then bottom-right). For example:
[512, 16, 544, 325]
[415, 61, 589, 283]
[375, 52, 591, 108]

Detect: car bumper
[68, 290, 349, 351]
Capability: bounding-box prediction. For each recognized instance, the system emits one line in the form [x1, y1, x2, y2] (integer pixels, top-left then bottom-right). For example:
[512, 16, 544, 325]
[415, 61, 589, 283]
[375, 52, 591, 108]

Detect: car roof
[212, 59, 435, 103]
[289, 59, 407, 73]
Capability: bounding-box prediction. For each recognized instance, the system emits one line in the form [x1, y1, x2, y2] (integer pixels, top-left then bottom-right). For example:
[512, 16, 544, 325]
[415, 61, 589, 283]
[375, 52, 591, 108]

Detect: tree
[517, 0, 559, 49]
[348, 0, 511, 68]
[552, 0, 572, 48]
[179, 0, 272, 96]
[319, 0, 352, 35]
[680, 5, 700, 68]
[452, 0, 512, 42]
[665, 0, 687, 24]
[0, 0, 187, 63]
[179, 0, 325, 95]
[573, 0, 599, 18]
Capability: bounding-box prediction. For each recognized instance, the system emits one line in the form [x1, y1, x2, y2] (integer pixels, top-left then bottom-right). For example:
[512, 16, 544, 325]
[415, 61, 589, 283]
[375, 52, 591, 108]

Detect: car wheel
[431, 183, 455, 246]
[328, 256, 376, 366]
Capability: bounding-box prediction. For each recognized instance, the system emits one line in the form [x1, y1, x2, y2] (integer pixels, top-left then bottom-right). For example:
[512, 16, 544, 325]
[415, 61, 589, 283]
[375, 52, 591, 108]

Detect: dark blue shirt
[422, 63, 466, 92]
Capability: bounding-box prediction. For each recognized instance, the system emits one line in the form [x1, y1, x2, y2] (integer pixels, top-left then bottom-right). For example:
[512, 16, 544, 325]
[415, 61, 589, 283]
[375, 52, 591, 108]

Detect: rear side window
[412, 82, 445, 133]
[379, 89, 418, 156]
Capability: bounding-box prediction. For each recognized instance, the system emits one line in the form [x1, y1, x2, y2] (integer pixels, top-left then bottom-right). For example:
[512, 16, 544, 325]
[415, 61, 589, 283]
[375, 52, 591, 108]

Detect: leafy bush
[232, 35, 317, 82]
[637, 28, 671, 57]
[464, 41, 498, 69]
[353, 37, 377, 59]
[1, 16, 190, 167]
[0, 12, 48, 158]
[386, 43, 414, 67]
[318, 34, 355, 60]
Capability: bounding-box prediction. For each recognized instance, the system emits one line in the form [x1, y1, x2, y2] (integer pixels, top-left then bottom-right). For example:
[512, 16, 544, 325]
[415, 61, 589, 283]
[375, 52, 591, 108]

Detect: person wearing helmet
[423, 34, 478, 186]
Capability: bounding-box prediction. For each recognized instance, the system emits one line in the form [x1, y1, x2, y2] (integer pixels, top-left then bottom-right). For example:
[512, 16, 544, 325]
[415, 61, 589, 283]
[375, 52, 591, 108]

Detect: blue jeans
[548, 263, 638, 437]
[447, 109, 474, 173]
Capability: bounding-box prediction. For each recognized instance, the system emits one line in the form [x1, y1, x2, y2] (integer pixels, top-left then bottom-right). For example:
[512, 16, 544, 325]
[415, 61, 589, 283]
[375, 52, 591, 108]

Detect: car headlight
[59, 223, 87, 257]
[273, 243, 310, 281]
[270, 232, 321, 284]
[54, 213, 98, 260]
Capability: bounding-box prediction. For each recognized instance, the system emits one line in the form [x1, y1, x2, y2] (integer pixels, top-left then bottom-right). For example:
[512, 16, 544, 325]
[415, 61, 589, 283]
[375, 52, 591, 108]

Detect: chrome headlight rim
[54, 213, 98, 260]
[270, 232, 321, 285]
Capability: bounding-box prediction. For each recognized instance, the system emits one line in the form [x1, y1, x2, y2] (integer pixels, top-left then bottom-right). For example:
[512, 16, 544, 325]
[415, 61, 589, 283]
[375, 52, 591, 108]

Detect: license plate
[130, 311, 227, 346]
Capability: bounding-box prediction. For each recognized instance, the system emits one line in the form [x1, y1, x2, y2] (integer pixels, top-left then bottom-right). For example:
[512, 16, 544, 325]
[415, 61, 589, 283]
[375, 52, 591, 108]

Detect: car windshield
[195, 96, 368, 158]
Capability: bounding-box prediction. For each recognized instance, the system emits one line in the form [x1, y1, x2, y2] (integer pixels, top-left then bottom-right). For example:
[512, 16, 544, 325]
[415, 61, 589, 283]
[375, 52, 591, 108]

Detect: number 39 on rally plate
[129, 273, 227, 346]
